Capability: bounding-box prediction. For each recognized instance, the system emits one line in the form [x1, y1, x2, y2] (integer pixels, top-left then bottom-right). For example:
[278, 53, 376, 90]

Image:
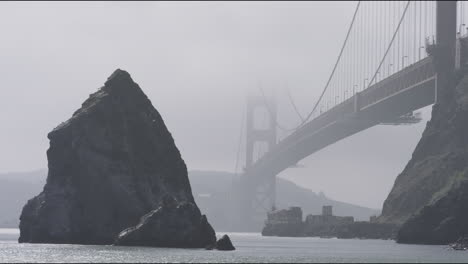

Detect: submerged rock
[19, 69, 216, 247]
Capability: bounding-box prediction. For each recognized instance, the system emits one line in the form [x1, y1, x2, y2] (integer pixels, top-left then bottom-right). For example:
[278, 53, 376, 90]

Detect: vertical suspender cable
[398, 2, 401, 70]
[433, 1, 435, 43]
[374, 1, 378, 82]
[284, 1, 361, 129]
[424, 0, 427, 52]
[462, 1, 464, 35]
[419, 1, 422, 60]
[414, 1, 417, 63]
[367, 1, 411, 88]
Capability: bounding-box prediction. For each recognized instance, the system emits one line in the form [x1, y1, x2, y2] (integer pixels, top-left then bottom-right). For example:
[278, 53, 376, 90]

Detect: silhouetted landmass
[0, 170, 45, 228]
[17, 69, 215, 247]
[381, 67, 468, 244]
[0, 170, 379, 232]
[190, 170, 380, 231]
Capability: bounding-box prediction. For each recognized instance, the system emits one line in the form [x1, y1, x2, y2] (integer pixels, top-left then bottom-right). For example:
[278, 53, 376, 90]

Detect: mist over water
[0, 1, 431, 209]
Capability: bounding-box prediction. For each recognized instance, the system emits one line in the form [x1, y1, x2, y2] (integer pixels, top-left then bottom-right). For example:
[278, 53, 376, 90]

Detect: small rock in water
[215, 234, 235, 251]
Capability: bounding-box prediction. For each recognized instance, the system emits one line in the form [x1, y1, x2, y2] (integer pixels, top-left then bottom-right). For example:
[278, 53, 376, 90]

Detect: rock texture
[214, 234, 235, 251]
[450, 236, 468, 250]
[379, 69, 468, 226]
[205, 234, 235, 251]
[380, 65, 468, 244]
[397, 179, 468, 244]
[19, 69, 216, 247]
[115, 196, 215, 248]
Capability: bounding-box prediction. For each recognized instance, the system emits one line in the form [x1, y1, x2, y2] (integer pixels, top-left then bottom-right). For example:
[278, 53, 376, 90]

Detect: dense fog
[0, 1, 431, 209]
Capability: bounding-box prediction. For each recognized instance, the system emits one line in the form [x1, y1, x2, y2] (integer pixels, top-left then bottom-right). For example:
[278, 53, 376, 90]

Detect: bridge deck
[244, 57, 436, 183]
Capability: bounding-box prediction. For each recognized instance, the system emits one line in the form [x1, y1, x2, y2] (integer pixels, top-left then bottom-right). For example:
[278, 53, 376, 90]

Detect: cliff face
[19, 69, 216, 247]
[397, 178, 468, 244]
[380, 69, 468, 233]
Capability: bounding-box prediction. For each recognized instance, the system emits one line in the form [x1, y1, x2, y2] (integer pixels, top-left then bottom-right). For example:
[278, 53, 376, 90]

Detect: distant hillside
[0, 170, 46, 227]
[0, 169, 379, 231]
[189, 170, 380, 231]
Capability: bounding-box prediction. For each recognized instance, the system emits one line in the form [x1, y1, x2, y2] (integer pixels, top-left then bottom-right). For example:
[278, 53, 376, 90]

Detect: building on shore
[264, 206, 302, 225]
[262, 205, 354, 237]
[305, 205, 354, 227]
[262, 205, 398, 239]
[262, 206, 304, 237]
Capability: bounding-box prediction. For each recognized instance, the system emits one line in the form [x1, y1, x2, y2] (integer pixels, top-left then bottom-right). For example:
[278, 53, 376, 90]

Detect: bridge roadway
[243, 56, 436, 185]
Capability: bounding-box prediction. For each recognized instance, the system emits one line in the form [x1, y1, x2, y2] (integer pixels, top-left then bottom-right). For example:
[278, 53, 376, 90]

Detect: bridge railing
[359, 57, 435, 111]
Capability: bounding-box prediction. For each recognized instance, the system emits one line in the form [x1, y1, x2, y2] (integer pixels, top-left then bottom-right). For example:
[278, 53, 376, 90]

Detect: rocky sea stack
[18, 69, 216, 247]
[213, 234, 236, 251]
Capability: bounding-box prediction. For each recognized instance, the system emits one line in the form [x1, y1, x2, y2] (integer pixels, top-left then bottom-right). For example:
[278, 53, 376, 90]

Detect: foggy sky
[0, 1, 430, 209]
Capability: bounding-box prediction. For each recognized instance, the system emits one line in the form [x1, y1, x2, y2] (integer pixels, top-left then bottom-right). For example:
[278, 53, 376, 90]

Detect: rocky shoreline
[379, 65, 468, 246]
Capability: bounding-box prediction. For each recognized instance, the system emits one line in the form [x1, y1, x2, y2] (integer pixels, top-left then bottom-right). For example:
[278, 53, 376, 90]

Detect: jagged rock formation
[380, 66, 468, 244]
[115, 196, 215, 248]
[205, 234, 236, 251]
[379, 69, 467, 225]
[214, 234, 235, 251]
[19, 69, 216, 247]
[397, 179, 468, 244]
[450, 236, 468, 250]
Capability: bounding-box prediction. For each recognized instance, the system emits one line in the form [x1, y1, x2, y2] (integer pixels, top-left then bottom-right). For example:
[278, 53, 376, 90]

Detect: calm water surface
[1, 228, 467, 263]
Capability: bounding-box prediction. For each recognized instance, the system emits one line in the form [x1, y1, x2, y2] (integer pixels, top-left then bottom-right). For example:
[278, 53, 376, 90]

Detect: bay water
[1, 228, 467, 263]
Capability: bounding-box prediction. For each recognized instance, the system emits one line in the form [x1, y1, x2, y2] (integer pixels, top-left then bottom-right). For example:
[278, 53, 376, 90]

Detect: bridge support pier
[234, 96, 277, 231]
[435, 1, 457, 102]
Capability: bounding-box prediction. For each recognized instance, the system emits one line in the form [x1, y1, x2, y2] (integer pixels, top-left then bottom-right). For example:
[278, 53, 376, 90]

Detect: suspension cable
[286, 87, 305, 122]
[367, 1, 411, 88]
[261, 1, 362, 133]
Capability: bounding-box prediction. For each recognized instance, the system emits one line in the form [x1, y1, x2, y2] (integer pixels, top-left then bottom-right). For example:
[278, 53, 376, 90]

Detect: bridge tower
[236, 95, 277, 230]
[245, 95, 277, 170]
[435, 1, 457, 102]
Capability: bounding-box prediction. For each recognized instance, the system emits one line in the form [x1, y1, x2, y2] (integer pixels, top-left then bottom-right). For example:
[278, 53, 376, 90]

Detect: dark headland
[262, 46, 468, 245]
[380, 63, 468, 245]
[18, 69, 223, 249]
